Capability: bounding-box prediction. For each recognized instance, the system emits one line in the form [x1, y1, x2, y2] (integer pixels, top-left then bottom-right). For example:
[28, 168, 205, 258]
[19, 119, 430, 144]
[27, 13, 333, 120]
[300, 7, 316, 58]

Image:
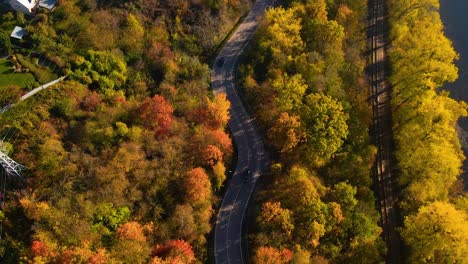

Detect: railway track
[368, 0, 402, 263]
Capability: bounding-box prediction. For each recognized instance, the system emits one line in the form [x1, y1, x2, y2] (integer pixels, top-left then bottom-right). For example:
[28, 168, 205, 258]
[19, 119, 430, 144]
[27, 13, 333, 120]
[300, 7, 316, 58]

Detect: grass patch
[16, 54, 59, 84]
[0, 58, 36, 88]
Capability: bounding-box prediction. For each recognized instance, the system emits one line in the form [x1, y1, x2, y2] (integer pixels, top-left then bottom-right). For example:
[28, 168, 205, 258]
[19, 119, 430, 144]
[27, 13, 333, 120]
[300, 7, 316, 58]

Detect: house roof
[14, 0, 37, 11]
[39, 0, 57, 10]
[10, 26, 25, 39]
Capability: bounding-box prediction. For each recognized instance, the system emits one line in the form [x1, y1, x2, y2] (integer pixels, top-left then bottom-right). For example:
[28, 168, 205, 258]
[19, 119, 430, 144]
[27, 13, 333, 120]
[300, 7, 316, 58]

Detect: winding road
[211, 0, 274, 263]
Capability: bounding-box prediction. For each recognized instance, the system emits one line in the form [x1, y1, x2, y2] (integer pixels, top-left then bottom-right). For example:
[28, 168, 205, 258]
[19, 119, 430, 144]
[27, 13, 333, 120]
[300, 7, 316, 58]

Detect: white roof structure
[10, 26, 25, 39]
[39, 0, 57, 10]
[7, 0, 38, 14]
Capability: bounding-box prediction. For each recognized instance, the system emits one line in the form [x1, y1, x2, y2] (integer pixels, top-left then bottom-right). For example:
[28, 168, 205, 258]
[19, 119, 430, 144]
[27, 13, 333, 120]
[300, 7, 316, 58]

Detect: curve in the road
[211, 0, 274, 263]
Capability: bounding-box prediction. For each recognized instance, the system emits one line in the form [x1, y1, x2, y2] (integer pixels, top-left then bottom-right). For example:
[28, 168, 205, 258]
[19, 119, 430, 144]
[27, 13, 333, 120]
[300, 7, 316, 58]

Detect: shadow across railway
[367, 0, 403, 263]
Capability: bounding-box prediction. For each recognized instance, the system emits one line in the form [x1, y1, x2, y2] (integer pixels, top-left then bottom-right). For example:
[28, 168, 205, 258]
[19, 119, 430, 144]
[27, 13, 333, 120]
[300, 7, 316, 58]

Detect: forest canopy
[387, 0, 468, 262]
[239, 0, 385, 262]
[0, 0, 250, 262]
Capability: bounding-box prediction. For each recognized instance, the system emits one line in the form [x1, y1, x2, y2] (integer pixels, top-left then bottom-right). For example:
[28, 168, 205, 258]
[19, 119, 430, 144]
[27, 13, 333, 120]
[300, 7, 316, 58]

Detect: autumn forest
[0, 0, 466, 263]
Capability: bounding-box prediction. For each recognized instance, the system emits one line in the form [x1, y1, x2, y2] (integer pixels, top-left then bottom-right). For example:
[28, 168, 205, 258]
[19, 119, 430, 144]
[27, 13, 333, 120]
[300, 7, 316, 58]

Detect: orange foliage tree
[253, 246, 293, 264]
[205, 93, 230, 129]
[185, 168, 212, 204]
[202, 145, 224, 166]
[31, 240, 51, 258]
[115, 221, 147, 242]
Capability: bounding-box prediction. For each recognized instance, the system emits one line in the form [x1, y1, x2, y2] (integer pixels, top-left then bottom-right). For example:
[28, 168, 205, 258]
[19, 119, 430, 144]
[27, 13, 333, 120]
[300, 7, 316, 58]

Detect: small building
[6, 0, 38, 14]
[38, 0, 57, 10]
[10, 26, 25, 39]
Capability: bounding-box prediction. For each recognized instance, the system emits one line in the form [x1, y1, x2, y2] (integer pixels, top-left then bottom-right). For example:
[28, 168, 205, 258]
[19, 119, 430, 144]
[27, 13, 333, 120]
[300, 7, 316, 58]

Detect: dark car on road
[216, 57, 225, 67]
[243, 169, 250, 183]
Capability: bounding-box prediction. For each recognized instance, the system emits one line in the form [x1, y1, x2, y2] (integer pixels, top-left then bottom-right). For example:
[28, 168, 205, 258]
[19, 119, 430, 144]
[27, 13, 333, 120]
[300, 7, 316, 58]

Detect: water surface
[440, 0, 468, 189]
[440, 0, 468, 121]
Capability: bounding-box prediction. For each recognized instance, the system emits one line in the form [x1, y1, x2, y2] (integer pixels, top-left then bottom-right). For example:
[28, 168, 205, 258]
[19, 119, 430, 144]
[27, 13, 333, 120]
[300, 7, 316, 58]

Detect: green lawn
[0, 58, 36, 88]
[16, 54, 59, 84]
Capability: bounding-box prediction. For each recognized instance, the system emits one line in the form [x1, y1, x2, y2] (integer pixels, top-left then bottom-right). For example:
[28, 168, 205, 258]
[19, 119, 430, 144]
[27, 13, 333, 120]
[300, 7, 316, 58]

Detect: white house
[10, 26, 25, 39]
[6, 0, 38, 14]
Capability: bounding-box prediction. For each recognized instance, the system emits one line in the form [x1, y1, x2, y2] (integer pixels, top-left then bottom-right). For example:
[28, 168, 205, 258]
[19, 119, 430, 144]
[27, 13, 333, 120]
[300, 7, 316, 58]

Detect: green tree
[300, 93, 349, 166]
[259, 7, 303, 69]
[71, 50, 127, 91]
[0, 30, 12, 55]
[271, 73, 307, 112]
[92, 203, 130, 232]
[328, 182, 357, 213]
[120, 14, 145, 59]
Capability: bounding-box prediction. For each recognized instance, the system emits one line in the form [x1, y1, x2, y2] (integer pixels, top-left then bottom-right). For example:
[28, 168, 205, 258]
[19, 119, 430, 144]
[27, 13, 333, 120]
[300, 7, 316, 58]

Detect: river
[440, 0, 468, 190]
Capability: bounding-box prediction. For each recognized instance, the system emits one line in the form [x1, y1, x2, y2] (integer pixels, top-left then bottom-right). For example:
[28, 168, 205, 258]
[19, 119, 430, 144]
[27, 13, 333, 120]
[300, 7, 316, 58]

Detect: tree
[342, 238, 386, 264]
[268, 112, 305, 154]
[112, 221, 150, 264]
[212, 161, 226, 190]
[138, 95, 174, 137]
[208, 129, 232, 155]
[202, 145, 223, 166]
[401, 202, 468, 263]
[31, 240, 52, 259]
[205, 93, 230, 130]
[153, 240, 196, 264]
[146, 41, 173, 84]
[270, 166, 322, 210]
[388, 0, 439, 21]
[169, 205, 195, 238]
[259, 7, 303, 69]
[257, 202, 295, 247]
[291, 246, 311, 264]
[0, 30, 12, 55]
[300, 93, 348, 166]
[253, 246, 293, 264]
[93, 203, 130, 232]
[88, 249, 112, 264]
[71, 50, 128, 91]
[271, 73, 307, 112]
[0, 85, 20, 108]
[184, 168, 212, 204]
[327, 182, 358, 213]
[115, 221, 147, 242]
[120, 14, 145, 58]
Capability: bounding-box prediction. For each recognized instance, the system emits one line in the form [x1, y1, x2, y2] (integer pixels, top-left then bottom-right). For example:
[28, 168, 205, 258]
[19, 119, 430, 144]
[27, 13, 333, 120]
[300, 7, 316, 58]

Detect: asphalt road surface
[211, 0, 274, 263]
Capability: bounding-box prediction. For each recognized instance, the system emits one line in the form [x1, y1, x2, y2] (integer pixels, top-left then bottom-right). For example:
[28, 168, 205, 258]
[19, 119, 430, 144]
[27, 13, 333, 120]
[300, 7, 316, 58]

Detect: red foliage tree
[31, 240, 50, 257]
[153, 239, 196, 264]
[138, 95, 174, 137]
[81, 91, 102, 111]
[147, 42, 173, 64]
